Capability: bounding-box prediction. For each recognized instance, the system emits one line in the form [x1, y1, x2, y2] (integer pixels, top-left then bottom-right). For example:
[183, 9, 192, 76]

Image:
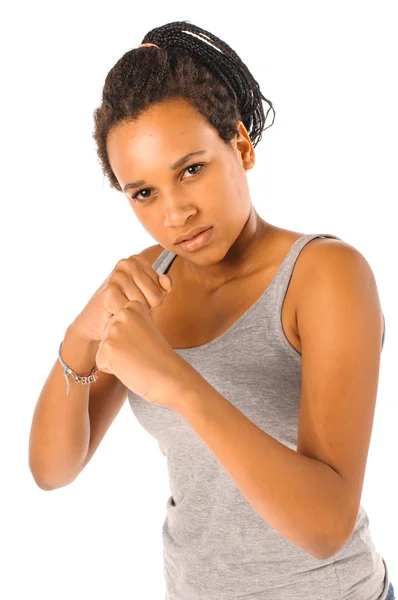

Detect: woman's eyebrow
[123, 150, 207, 192]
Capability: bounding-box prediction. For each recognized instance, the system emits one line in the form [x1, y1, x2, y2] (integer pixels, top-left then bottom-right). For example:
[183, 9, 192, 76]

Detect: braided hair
[92, 20, 275, 192]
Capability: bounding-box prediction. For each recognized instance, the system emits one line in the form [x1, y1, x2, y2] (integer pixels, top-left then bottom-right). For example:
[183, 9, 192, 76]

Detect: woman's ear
[235, 121, 255, 170]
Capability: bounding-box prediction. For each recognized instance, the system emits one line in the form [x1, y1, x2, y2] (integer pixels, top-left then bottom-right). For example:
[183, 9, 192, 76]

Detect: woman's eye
[185, 163, 204, 177]
[131, 162, 206, 203]
[131, 188, 151, 202]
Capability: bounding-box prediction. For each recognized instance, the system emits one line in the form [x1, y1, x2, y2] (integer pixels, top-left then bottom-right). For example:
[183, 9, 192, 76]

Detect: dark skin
[106, 96, 276, 295]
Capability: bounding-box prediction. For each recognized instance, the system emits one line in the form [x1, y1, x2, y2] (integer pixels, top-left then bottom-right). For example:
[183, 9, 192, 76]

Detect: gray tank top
[127, 233, 390, 600]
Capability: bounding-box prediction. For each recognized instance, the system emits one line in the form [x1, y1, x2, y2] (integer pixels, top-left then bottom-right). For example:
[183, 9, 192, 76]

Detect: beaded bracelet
[57, 340, 99, 396]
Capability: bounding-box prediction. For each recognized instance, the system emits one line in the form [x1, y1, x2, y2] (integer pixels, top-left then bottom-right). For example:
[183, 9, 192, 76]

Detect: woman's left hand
[94, 299, 195, 408]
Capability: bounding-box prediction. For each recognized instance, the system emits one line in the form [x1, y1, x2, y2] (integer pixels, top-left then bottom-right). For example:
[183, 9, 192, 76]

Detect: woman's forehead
[107, 106, 221, 163]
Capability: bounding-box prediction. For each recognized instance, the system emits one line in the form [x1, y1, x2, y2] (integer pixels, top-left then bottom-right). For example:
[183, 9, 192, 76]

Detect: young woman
[29, 20, 394, 600]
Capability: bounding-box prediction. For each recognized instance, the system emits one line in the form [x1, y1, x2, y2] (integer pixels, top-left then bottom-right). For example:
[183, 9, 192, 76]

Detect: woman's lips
[177, 227, 214, 251]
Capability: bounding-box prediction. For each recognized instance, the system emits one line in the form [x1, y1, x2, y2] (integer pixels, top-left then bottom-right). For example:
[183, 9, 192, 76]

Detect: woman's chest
[151, 259, 303, 353]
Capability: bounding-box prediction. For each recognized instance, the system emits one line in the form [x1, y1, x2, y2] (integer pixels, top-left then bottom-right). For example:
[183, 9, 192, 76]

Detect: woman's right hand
[69, 254, 173, 345]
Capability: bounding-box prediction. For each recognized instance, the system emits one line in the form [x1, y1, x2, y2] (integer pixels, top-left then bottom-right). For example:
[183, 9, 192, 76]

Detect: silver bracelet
[58, 340, 99, 396]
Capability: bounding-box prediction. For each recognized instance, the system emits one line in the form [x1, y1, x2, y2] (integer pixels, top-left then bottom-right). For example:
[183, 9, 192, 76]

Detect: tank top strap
[152, 248, 177, 274]
[269, 232, 342, 311]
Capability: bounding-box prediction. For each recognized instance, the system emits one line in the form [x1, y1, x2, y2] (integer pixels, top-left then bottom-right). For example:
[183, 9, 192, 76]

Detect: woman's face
[106, 97, 264, 284]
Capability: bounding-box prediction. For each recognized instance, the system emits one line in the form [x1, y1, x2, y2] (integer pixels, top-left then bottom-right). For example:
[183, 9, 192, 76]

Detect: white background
[2, 1, 397, 598]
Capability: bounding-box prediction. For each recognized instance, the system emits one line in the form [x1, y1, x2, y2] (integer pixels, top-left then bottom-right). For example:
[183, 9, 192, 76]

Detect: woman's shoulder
[296, 233, 361, 273]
